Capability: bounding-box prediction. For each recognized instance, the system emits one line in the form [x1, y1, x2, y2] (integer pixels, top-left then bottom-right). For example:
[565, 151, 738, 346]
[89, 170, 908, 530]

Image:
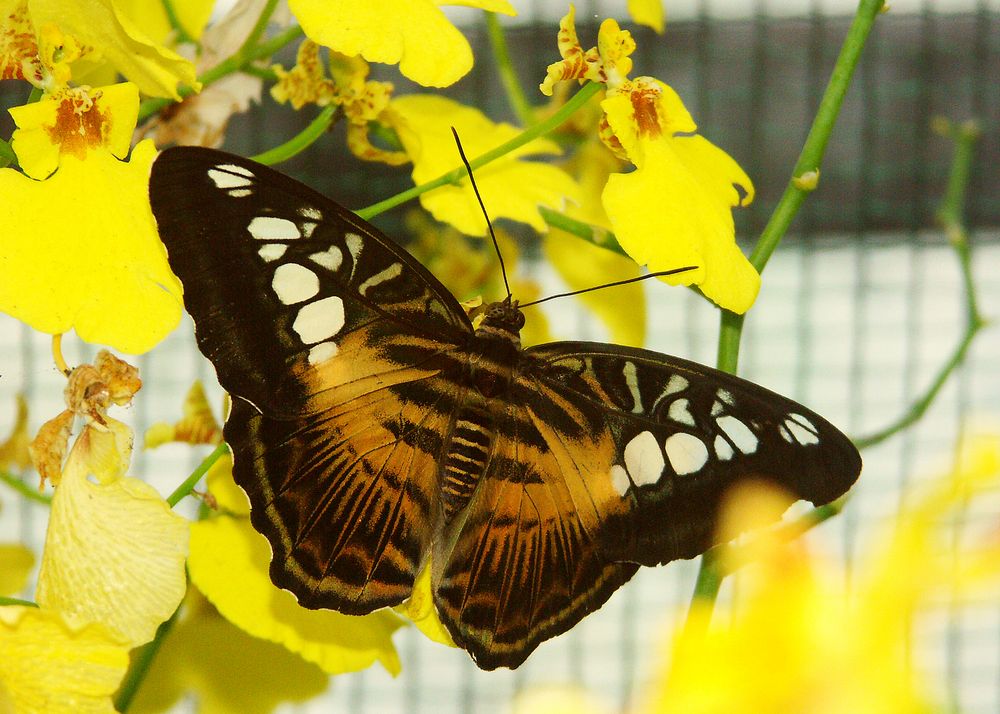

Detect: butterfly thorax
[438, 300, 526, 521]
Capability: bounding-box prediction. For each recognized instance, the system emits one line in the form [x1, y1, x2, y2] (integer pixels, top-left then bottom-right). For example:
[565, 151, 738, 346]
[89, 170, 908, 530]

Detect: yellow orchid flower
[271, 40, 407, 165]
[0, 605, 129, 714]
[288, 0, 516, 88]
[128, 591, 330, 714]
[540, 9, 759, 314]
[0, 0, 199, 98]
[0, 82, 183, 354]
[389, 94, 580, 236]
[32, 352, 189, 649]
[187, 456, 404, 676]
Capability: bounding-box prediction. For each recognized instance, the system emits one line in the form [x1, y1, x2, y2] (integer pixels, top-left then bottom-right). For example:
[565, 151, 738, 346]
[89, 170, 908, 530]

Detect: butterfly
[149, 146, 862, 670]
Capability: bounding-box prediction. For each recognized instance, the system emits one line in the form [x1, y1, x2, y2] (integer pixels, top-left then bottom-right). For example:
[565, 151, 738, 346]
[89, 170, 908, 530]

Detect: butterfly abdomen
[441, 405, 495, 520]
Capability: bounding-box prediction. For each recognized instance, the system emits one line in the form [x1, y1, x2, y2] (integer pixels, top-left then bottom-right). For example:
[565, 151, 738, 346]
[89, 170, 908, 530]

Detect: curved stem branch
[251, 104, 339, 165]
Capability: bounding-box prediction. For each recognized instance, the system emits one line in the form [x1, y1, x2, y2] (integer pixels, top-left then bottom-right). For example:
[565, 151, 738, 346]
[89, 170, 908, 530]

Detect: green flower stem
[161, 0, 196, 46]
[0, 471, 51, 505]
[251, 104, 339, 165]
[166, 442, 229, 508]
[235, 0, 280, 62]
[687, 0, 886, 622]
[114, 606, 180, 713]
[356, 81, 603, 221]
[0, 596, 39, 607]
[485, 12, 534, 126]
[854, 121, 986, 450]
[137, 24, 305, 124]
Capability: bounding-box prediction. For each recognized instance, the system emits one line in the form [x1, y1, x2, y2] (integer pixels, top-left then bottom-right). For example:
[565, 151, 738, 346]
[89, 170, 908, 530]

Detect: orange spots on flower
[45, 90, 113, 160]
[630, 85, 663, 140]
[0, 1, 39, 81]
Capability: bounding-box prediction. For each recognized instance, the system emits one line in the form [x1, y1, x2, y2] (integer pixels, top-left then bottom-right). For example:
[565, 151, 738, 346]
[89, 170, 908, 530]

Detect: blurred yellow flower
[389, 94, 580, 236]
[0, 543, 34, 597]
[188, 458, 404, 676]
[129, 591, 330, 714]
[540, 9, 759, 314]
[644, 433, 1000, 714]
[288, 0, 516, 88]
[545, 138, 648, 346]
[0, 85, 182, 353]
[628, 0, 665, 33]
[145, 381, 223, 449]
[0, 605, 129, 714]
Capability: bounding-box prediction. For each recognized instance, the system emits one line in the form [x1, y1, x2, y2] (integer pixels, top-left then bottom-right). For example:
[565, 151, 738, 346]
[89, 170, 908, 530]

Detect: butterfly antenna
[519, 266, 700, 308]
[451, 127, 512, 301]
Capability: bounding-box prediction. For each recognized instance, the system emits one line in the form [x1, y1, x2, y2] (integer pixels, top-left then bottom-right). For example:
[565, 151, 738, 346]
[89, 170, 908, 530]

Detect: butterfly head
[475, 298, 525, 345]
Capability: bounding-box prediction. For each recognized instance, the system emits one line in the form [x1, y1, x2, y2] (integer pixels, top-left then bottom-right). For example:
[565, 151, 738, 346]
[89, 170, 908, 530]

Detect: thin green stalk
[0, 471, 52, 505]
[161, 0, 197, 46]
[485, 12, 534, 126]
[854, 121, 985, 450]
[166, 442, 229, 508]
[686, 0, 885, 623]
[357, 81, 602, 220]
[114, 606, 180, 712]
[0, 596, 39, 607]
[252, 104, 339, 165]
[538, 206, 624, 253]
[137, 24, 305, 124]
[235, 0, 280, 62]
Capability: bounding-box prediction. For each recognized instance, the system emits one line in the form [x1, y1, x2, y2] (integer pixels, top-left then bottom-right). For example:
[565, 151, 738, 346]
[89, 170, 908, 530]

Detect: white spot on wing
[652, 374, 689, 413]
[668, 398, 696, 427]
[272, 263, 319, 305]
[624, 431, 665, 486]
[292, 296, 345, 344]
[714, 434, 734, 461]
[227, 188, 252, 198]
[710, 400, 725, 416]
[623, 361, 643, 414]
[345, 232, 363, 280]
[308, 341, 338, 365]
[718, 415, 758, 454]
[611, 464, 631, 497]
[358, 262, 403, 296]
[665, 433, 709, 475]
[248, 216, 300, 240]
[208, 164, 253, 189]
[783, 416, 820, 445]
[310, 246, 343, 272]
[786, 413, 820, 445]
[299, 206, 322, 221]
[258, 244, 287, 262]
[717, 388, 735, 406]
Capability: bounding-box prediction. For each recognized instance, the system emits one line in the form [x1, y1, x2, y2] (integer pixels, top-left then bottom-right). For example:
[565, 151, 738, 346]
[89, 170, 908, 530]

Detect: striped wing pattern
[149, 148, 862, 671]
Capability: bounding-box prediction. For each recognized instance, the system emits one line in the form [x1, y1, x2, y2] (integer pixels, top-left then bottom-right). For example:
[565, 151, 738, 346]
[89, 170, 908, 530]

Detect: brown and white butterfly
[149, 147, 861, 670]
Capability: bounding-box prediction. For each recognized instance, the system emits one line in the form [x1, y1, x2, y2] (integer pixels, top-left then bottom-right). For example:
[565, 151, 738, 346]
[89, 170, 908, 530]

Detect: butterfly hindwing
[430, 341, 860, 668]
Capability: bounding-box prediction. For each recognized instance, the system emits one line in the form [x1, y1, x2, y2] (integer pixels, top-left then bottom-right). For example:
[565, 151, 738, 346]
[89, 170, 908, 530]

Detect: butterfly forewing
[150, 147, 474, 612]
[149, 147, 861, 671]
[149, 147, 472, 417]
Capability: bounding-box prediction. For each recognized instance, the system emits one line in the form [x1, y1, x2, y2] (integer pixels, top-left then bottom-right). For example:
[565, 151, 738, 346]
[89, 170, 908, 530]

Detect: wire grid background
[1, 1, 1000, 712]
